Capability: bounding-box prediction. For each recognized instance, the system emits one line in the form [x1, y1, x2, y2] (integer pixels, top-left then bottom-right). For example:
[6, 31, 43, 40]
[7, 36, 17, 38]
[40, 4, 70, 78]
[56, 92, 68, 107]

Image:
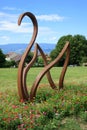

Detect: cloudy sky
[0, 0, 87, 45]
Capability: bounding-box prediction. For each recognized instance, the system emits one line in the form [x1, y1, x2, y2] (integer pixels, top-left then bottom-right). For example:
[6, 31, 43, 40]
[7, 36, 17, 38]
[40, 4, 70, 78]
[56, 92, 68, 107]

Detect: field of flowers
[0, 67, 87, 130]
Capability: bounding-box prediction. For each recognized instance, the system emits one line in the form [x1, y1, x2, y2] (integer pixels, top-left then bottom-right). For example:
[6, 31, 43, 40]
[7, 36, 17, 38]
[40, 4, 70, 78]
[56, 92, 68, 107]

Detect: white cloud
[2, 6, 21, 11]
[0, 12, 18, 22]
[49, 36, 57, 41]
[0, 12, 33, 33]
[0, 12, 65, 23]
[37, 14, 64, 22]
[38, 26, 59, 37]
[36, 26, 59, 43]
[0, 21, 33, 33]
[39, 26, 51, 33]
[0, 11, 63, 44]
[0, 36, 10, 41]
[0, 12, 63, 34]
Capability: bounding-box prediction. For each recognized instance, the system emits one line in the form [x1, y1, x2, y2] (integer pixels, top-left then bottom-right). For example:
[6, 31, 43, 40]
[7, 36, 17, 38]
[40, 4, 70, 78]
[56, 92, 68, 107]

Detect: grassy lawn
[0, 67, 87, 129]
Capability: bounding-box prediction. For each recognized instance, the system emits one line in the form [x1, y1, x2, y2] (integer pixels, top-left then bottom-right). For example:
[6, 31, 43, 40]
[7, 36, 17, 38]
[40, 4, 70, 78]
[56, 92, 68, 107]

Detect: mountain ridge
[0, 43, 56, 54]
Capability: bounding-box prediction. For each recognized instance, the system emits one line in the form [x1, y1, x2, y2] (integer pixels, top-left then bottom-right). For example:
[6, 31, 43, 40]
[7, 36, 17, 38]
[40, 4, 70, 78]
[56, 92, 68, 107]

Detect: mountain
[0, 43, 56, 54]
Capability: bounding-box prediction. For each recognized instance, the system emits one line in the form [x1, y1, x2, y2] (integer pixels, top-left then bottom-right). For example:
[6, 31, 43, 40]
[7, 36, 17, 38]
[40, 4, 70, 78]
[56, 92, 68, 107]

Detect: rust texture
[17, 12, 70, 102]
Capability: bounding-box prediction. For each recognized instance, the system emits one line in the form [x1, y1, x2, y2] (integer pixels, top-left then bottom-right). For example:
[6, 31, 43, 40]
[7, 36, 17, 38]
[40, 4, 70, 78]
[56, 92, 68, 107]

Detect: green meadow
[0, 67, 87, 130]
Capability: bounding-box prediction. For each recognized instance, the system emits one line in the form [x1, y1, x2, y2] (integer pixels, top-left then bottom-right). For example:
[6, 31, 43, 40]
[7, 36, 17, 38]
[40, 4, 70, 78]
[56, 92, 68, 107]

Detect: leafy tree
[0, 49, 6, 67]
[5, 60, 17, 68]
[25, 51, 33, 64]
[50, 34, 87, 66]
[81, 56, 87, 63]
[37, 57, 44, 67]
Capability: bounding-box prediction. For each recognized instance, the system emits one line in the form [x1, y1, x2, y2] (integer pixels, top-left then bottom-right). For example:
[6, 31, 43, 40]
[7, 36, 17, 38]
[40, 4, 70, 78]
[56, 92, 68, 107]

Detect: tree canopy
[0, 49, 6, 67]
[25, 51, 33, 64]
[50, 34, 87, 66]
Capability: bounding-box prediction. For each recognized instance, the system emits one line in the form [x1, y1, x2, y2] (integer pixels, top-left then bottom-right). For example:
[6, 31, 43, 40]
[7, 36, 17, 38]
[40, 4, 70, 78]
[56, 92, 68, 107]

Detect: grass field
[0, 67, 87, 130]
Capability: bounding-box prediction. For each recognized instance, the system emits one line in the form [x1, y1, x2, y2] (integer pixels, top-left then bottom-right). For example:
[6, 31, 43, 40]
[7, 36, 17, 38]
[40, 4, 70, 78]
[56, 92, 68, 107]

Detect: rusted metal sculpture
[17, 12, 70, 102]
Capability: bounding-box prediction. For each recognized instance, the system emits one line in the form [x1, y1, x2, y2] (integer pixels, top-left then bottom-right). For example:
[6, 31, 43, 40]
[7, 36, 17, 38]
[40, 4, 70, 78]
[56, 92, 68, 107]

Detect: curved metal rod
[30, 42, 70, 101]
[59, 42, 70, 89]
[23, 44, 38, 100]
[18, 12, 57, 101]
[22, 43, 56, 100]
[17, 12, 38, 101]
[37, 44, 56, 89]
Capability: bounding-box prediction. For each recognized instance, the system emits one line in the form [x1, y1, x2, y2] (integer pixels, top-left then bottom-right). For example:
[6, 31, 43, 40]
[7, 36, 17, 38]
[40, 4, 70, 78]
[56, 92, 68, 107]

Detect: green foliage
[25, 52, 45, 67]
[50, 34, 87, 66]
[80, 111, 87, 122]
[59, 118, 82, 130]
[81, 56, 87, 63]
[0, 49, 17, 68]
[0, 117, 21, 130]
[25, 51, 33, 64]
[0, 49, 6, 68]
[37, 57, 44, 67]
[35, 88, 53, 103]
[4, 60, 17, 68]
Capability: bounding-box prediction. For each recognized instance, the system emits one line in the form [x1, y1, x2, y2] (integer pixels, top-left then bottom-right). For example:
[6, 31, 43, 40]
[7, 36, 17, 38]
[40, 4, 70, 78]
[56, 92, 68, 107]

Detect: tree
[37, 57, 44, 67]
[50, 34, 87, 66]
[25, 51, 33, 64]
[5, 60, 17, 68]
[0, 49, 6, 67]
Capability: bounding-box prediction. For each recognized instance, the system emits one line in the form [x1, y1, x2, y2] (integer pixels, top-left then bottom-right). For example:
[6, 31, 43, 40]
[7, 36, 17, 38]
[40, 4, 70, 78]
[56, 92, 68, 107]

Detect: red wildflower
[12, 105, 18, 109]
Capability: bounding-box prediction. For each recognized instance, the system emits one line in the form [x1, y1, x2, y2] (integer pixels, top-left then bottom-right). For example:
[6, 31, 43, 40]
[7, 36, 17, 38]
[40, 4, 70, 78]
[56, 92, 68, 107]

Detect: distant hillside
[0, 43, 56, 54]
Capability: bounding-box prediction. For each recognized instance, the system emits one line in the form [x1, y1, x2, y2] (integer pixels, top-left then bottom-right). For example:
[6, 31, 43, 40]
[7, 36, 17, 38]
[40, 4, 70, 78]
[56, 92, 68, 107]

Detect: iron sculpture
[17, 12, 70, 102]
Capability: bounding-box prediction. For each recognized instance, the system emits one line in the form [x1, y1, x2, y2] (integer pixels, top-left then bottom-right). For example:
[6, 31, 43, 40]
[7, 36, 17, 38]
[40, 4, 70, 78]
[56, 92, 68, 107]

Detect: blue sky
[0, 0, 87, 45]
